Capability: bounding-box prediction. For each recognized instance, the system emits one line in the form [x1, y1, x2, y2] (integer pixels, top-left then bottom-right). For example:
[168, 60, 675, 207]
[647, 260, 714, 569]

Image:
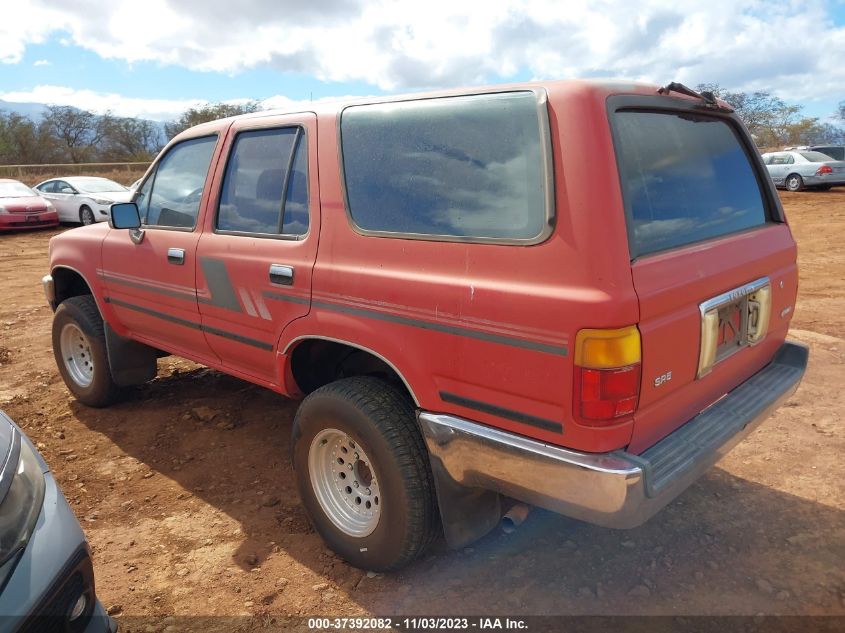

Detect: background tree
[43, 106, 103, 163]
[98, 114, 164, 161]
[0, 111, 59, 164]
[696, 84, 845, 148]
[164, 101, 261, 139]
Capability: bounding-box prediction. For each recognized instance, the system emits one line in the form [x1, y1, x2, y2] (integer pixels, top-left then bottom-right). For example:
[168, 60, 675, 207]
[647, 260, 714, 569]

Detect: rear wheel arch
[286, 336, 418, 405]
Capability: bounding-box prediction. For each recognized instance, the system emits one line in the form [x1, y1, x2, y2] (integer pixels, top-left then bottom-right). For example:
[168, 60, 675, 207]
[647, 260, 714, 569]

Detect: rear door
[609, 102, 798, 453]
[195, 113, 319, 384]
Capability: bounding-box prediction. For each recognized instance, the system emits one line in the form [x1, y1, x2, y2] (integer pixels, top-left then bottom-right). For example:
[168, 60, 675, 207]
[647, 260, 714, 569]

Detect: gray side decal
[264, 291, 568, 357]
[105, 297, 272, 351]
[199, 257, 243, 312]
[439, 391, 563, 434]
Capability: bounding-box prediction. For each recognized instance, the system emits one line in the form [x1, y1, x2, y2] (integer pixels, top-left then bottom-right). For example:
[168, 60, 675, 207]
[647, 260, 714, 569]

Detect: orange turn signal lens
[574, 326, 641, 369]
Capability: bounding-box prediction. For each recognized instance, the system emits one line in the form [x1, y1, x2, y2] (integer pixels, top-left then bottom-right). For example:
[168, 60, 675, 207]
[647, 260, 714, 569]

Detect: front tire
[785, 174, 804, 192]
[52, 296, 120, 407]
[80, 206, 95, 225]
[292, 376, 438, 571]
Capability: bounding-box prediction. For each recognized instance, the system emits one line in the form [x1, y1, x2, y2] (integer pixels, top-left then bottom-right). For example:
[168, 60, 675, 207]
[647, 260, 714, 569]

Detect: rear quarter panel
[281, 83, 641, 452]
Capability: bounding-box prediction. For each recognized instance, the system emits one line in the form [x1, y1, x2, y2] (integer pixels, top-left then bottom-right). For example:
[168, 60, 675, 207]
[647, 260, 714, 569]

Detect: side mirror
[60, 187, 75, 194]
[109, 202, 141, 229]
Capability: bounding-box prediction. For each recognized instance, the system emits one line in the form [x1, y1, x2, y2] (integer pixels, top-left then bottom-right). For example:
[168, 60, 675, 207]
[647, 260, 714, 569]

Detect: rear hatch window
[614, 111, 771, 257]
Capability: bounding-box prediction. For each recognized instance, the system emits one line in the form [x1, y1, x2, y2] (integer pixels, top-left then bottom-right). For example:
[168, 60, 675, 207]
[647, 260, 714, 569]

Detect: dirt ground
[0, 191, 843, 625]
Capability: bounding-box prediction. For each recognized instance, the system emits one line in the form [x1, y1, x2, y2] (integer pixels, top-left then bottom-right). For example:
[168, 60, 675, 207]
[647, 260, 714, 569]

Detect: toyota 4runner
[43, 80, 808, 571]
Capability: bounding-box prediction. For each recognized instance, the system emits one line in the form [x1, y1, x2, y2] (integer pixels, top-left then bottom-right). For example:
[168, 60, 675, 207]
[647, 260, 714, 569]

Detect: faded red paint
[46, 80, 798, 455]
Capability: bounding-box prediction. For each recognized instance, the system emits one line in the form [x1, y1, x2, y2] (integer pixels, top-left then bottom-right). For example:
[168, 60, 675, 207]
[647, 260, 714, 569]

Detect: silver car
[34, 177, 133, 225]
[761, 150, 845, 192]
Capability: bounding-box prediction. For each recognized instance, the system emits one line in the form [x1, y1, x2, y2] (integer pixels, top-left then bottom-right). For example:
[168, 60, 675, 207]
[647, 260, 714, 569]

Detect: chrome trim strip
[699, 276, 770, 316]
[282, 335, 420, 405]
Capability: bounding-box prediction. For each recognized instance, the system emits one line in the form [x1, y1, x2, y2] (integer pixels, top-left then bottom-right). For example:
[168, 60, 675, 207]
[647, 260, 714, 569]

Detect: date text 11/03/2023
[307, 617, 529, 630]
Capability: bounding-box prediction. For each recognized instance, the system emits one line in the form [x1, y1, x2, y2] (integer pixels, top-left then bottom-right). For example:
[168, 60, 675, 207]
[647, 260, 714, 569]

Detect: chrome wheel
[308, 428, 380, 537]
[786, 175, 802, 192]
[60, 323, 94, 388]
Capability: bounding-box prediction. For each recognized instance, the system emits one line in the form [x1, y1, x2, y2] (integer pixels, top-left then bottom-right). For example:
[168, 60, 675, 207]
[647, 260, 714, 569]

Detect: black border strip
[105, 298, 273, 351]
[264, 292, 568, 356]
[439, 391, 563, 433]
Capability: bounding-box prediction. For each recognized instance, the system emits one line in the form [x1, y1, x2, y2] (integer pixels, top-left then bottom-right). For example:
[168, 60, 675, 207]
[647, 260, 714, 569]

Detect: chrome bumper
[419, 341, 808, 533]
[42, 274, 56, 310]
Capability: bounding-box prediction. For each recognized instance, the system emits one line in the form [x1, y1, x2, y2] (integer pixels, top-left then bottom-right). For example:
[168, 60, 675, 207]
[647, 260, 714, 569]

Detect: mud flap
[104, 323, 158, 386]
[427, 455, 502, 549]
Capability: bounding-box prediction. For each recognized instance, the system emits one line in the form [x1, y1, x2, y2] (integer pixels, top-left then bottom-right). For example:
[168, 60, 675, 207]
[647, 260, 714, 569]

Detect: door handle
[269, 264, 294, 286]
[167, 248, 185, 265]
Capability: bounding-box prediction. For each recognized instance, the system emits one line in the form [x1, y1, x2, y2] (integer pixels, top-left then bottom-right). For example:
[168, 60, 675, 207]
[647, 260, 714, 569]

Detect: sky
[1, 0, 844, 122]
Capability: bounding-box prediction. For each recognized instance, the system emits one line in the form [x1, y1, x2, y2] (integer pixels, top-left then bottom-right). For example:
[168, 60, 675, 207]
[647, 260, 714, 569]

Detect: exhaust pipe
[501, 503, 532, 534]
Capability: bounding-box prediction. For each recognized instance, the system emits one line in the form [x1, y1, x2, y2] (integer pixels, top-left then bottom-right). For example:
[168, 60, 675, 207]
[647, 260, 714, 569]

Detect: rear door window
[216, 127, 309, 236]
[614, 111, 770, 257]
[340, 91, 551, 242]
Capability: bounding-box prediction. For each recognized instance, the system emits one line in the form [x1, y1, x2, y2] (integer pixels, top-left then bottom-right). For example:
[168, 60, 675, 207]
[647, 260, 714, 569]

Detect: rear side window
[614, 111, 769, 257]
[217, 127, 309, 236]
[340, 91, 550, 242]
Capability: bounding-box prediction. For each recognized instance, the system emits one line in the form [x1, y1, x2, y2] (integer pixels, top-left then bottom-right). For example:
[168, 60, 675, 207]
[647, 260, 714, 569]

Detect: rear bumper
[801, 175, 845, 187]
[419, 341, 808, 530]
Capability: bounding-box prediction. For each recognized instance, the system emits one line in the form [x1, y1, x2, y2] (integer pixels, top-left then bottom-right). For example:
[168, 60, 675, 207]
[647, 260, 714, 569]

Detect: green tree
[165, 101, 261, 139]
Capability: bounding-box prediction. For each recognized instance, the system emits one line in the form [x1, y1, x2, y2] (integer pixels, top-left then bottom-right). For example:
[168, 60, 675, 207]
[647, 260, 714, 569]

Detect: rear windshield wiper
[657, 82, 734, 112]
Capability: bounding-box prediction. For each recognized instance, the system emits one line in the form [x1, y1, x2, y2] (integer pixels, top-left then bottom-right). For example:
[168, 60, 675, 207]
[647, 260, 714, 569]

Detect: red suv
[43, 81, 808, 571]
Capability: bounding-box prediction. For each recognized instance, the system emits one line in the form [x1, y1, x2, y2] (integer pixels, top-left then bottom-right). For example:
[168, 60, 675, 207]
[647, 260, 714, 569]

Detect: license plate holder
[697, 277, 772, 378]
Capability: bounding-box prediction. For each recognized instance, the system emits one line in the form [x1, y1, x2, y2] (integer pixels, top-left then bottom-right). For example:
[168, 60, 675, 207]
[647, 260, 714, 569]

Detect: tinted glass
[615, 111, 769, 257]
[218, 128, 308, 235]
[799, 151, 835, 162]
[36, 181, 55, 193]
[283, 136, 309, 235]
[341, 92, 547, 240]
[145, 136, 217, 228]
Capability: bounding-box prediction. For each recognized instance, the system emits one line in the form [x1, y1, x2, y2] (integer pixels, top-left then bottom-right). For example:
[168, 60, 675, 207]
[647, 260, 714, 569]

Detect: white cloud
[0, 84, 372, 120]
[0, 85, 203, 120]
[5, 0, 845, 104]
[33, 59, 50, 66]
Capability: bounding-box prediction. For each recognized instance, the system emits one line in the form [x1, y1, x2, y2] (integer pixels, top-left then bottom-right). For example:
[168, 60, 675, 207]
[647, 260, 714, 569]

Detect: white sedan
[34, 177, 133, 225]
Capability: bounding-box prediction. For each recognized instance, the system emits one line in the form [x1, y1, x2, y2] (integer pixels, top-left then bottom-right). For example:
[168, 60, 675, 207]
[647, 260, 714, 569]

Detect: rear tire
[80, 206, 95, 225]
[292, 376, 438, 571]
[785, 174, 804, 192]
[52, 296, 121, 407]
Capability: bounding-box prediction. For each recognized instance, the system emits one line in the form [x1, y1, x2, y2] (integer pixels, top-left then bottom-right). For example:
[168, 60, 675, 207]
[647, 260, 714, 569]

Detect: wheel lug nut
[347, 464, 353, 470]
[354, 453, 359, 460]
[353, 481, 359, 488]
[365, 488, 371, 495]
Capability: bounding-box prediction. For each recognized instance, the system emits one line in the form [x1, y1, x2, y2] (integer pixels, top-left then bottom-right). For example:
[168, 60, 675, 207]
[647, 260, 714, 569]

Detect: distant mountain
[0, 99, 167, 139]
[0, 99, 50, 120]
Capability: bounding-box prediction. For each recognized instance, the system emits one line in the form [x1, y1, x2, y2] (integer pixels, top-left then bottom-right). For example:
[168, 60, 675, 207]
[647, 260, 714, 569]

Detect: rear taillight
[573, 326, 641, 426]
[816, 165, 833, 175]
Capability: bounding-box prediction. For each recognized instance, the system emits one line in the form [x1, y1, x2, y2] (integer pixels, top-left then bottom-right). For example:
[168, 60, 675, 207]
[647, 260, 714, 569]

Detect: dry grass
[2, 165, 150, 188]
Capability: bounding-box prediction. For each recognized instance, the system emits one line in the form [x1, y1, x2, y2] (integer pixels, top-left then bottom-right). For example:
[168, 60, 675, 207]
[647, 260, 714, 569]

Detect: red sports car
[0, 179, 59, 231]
